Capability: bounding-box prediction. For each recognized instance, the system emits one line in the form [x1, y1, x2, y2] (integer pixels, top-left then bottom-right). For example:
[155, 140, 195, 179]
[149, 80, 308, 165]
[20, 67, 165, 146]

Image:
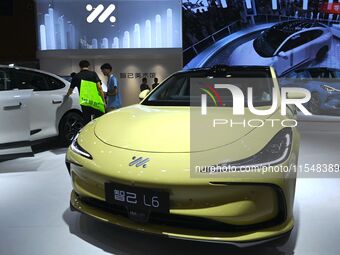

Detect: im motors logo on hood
[129, 157, 150, 168]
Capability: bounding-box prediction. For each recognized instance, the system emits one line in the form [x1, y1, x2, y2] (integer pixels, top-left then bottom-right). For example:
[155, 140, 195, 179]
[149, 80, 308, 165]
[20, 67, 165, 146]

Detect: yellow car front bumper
[70, 190, 293, 245]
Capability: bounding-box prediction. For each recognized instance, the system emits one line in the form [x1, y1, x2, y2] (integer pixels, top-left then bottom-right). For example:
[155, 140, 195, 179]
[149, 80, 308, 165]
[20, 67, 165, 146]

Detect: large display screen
[182, 0, 340, 119]
[36, 0, 182, 50]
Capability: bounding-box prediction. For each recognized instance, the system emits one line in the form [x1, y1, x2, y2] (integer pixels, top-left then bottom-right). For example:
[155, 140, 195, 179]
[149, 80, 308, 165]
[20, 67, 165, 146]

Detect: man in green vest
[66, 60, 105, 124]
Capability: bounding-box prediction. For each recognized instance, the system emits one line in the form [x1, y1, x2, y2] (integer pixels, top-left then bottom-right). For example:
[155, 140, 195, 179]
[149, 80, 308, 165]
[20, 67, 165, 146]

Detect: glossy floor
[0, 123, 340, 255]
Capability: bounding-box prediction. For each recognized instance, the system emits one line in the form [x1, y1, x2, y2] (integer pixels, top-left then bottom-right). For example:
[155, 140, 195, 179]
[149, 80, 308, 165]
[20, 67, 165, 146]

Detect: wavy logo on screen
[86, 4, 116, 24]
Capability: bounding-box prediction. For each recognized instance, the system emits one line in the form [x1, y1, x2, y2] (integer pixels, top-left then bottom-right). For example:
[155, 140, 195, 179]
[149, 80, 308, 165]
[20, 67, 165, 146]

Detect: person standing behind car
[66, 60, 105, 124]
[152, 77, 160, 89]
[100, 63, 121, 112]
[140, 77, 150, 92]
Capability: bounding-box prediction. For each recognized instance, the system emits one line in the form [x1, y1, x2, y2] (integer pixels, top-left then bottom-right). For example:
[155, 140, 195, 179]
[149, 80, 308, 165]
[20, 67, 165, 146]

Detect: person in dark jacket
[152, 77, 160, 89]
[140, 77, 150, 92]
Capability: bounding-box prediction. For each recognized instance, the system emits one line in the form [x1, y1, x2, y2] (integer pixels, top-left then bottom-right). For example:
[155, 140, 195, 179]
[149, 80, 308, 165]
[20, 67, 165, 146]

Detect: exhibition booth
[1, 1, 340, 255]
[36, 0, 183, 106]
[38, 48, 182, 106]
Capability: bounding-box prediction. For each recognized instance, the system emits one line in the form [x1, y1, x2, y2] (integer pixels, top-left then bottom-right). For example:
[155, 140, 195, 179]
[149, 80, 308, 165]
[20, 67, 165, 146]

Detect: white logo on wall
[86, 4, 116, 24]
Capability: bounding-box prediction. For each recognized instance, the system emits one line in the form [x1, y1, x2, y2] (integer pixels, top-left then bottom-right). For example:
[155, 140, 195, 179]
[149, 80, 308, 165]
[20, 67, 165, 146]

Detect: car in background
[66, 66, 299, 246]
[280, 67, 340, 115]
[229, 20, 332, 76]
[331, 24, 340, 39]
[0, 65, 83, 161]
[59, 75, 73, 82]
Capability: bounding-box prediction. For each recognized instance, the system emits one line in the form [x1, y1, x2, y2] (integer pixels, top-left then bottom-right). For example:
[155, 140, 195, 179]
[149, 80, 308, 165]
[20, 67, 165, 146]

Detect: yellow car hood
[94, 104, 277, 153]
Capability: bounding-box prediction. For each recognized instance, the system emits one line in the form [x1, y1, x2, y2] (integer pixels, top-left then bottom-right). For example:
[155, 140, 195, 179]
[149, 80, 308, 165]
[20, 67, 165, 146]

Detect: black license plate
[105, 182, 169, 213]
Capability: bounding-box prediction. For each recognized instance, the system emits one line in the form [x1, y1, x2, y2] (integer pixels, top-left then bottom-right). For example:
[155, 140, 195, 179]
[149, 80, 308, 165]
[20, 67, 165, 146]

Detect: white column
[112, 37, 119, 48]
[92, 38, 98, 49]
[272, 0, 278, 10]
[245, 0, 252, 9]
[58, 16, 66, 49]
[44, 14, 51, 49]
[166, 9, 173, 47]
[68, 23, 76, 49]
[48, 8, 56, 49]
[133, 24, 141, 48]
[145, 20, 152, 48]
[102, 38, 109, 48]
[303, 0, 308, 10]
[155, 14, 162, 48]
[39, 25, 47, 50]
[123, 31, 130, 48]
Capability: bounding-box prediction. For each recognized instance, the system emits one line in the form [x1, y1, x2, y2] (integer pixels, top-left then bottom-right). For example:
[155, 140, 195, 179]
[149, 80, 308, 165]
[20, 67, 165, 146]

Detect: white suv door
[0, 68, 32, 161]
[12, 69, 66, 140]
[275, 32, 311, 75]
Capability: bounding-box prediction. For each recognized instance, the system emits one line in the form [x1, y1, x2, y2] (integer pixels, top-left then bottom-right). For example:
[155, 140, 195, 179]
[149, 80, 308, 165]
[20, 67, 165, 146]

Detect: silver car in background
[229, 20, 332, 76]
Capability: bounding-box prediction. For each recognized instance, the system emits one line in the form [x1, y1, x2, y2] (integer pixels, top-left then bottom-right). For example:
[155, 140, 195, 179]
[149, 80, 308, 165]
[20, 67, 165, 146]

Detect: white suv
[229, 20, 332, 76]
[0, 65, 83, 160]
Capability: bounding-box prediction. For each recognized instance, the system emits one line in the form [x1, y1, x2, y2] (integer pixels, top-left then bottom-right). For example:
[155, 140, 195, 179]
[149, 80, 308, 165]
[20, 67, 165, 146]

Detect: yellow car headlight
[70, 133, 93, 159]
[219, 128, 292, 168]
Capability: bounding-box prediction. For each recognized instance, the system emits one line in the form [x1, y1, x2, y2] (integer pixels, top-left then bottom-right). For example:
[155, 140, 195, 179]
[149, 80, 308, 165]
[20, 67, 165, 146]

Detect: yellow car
[66, 66, 299, 246]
